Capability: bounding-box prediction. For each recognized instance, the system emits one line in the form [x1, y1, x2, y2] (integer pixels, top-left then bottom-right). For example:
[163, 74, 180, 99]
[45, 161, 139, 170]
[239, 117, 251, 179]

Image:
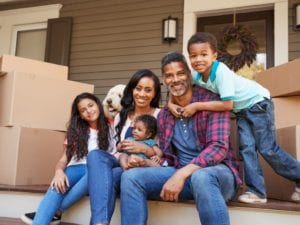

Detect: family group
[21, 32, 300, 225]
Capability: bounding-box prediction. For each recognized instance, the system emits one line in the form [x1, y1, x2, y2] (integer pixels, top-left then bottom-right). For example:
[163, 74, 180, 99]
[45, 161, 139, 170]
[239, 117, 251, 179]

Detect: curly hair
[115, 69, 161, 144]
[66, 92, 110, 162]
[134, 114, 157, 139]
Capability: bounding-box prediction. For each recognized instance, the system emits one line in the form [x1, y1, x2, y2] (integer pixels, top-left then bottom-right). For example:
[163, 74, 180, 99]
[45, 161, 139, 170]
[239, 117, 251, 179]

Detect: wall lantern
[162, 16, 178, 44]
[294, 4, 300, 31]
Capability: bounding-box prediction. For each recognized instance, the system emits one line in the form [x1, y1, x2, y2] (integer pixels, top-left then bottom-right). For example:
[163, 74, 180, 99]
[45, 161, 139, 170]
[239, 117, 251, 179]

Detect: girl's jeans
[33, 164, 88, 225]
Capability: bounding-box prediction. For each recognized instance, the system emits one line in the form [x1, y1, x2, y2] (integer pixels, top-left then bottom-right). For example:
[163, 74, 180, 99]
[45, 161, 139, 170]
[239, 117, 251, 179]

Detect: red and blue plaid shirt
[158, 85, 241, 186]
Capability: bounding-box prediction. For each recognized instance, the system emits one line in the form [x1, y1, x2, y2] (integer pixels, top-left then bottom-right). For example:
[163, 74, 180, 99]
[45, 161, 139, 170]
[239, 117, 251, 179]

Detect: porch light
[294, 4, 300, 31]
[162, 16, 178, 44]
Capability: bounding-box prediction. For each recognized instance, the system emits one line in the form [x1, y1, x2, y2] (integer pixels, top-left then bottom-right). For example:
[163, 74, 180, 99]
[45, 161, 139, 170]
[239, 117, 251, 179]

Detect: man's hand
[160, 172, 185, 202]
[160, 164, 201, 202]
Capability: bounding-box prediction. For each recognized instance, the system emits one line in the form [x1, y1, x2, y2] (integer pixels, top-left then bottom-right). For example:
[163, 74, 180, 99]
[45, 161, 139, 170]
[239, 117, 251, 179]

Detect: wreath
[217, 25, 258, 72]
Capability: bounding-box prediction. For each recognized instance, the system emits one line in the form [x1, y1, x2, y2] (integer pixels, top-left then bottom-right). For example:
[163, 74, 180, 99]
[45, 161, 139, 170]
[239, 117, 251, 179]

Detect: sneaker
[20, 212, 61, 225]
[238, 191, 267, 204]
[291, 187, 300, 203]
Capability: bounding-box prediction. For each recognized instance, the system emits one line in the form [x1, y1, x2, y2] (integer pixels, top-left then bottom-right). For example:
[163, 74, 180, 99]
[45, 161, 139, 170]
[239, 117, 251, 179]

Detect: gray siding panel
[0, 0, 182, 102]
[62, 0, 183, 101]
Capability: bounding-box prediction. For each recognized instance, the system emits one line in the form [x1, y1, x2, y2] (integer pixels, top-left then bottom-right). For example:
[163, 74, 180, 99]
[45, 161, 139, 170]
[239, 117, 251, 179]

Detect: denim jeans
[121, 164, 236, 225]
[87, 150, 122, 225]
[33, 164, 88, 225]
[236, 98, 300, 198]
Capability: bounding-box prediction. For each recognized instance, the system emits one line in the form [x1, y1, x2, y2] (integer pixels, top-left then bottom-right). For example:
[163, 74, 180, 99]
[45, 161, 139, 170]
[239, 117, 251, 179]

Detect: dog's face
[103, 84, 126, 120]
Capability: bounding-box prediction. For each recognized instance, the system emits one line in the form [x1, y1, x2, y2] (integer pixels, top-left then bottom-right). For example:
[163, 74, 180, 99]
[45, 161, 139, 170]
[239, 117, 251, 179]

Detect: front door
[197, 10, 274, 70]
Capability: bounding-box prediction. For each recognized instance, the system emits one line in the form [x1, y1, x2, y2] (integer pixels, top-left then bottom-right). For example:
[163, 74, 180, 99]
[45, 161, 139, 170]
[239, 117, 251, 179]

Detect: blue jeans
[236, 98, 300, 198]
[121, 164, 236, 225]
[33, 164, 88, 225]
[87, 150, 122, 225]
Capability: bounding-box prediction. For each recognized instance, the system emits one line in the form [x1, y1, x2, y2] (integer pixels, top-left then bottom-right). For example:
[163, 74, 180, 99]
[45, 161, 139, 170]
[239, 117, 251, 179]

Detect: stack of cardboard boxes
[0, 55, 94, 186]
[256, 58, 300, 201]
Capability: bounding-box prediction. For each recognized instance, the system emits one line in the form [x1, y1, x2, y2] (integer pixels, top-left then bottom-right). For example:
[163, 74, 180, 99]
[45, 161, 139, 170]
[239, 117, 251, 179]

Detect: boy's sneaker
[20, 212, 61, 225]
[291, 187, 300, 203]
[238, 191, 267, 204]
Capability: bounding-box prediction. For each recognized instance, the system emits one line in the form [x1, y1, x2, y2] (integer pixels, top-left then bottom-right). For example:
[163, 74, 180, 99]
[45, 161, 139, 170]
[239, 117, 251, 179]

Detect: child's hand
[181, 103, 198, 117]
[168, 101, 183, 118]
[51, 170, 69, 193]
[127, 155, 146, 168]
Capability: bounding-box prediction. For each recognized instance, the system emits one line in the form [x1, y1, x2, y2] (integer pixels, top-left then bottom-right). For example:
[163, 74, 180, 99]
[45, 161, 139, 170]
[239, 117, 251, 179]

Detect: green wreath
[217, 25, 258, 72]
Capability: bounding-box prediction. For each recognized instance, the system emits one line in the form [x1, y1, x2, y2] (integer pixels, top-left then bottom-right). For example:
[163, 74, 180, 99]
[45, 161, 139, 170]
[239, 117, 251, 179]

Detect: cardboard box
[0, 71, 94, 131]
[260, 125, 300, 201]
[273, 96, 300, 129]
[0, 54, 68, 80]
[0, 126, 65, 185]
[256, 58, 300, 97]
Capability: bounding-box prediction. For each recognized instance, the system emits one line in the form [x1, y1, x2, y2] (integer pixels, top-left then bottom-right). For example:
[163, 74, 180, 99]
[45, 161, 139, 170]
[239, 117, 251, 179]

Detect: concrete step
[1, 185, 300, 225]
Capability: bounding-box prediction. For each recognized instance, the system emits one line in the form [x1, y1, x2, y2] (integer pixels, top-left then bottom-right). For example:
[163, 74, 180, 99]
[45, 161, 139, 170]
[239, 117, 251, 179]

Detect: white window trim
[0, 4, 62, 55]
[10, 22, 47, 55]
[183, 0, 288, 66]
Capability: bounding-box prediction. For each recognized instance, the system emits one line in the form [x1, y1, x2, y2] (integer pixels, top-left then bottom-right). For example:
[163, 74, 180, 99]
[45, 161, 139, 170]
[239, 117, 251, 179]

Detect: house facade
[0, 0, 299, 101]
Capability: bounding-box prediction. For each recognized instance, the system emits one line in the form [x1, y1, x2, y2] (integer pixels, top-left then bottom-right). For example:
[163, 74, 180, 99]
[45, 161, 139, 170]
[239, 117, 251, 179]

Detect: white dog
[102, 84, 126, 122]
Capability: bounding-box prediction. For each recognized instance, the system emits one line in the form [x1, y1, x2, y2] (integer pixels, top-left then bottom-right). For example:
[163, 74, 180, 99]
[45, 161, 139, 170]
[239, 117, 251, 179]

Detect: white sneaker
[238, 191, 267, 204]
[291, 187, 300, 203]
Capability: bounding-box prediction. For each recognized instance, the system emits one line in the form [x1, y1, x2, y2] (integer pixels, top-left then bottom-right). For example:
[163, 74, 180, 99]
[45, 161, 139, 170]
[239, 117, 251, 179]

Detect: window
[0, 4, 62, 60]
[12, 23, 47, 61]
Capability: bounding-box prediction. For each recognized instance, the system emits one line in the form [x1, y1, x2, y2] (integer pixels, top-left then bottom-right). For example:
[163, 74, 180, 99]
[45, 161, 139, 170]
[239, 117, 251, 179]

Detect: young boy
[168, 32, 300, 204]
[118, 114, 162, 169]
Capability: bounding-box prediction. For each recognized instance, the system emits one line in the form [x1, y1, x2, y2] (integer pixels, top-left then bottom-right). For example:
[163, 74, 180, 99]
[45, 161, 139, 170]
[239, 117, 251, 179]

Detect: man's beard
[167, 81, 190, 97]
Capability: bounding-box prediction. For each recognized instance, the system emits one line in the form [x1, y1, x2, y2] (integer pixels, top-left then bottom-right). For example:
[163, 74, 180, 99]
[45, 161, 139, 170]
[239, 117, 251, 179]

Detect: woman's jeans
[87, 150, 122, 225]
[236, 98, 300, 198]
[33, 164, 88, 225]
[121, 164, 237, 225]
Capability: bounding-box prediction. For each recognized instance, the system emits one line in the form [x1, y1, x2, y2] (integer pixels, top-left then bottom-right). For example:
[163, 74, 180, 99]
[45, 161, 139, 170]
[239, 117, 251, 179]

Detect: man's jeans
[87, 150, 122, 225]
[236, 98, 300, 198]
[121, 164, 236, 225]
[33, 164, 88, 225]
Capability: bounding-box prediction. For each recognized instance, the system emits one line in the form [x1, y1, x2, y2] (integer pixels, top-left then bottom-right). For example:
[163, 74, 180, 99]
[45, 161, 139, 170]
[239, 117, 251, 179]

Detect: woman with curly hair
[21, 92, 116, 225]
[88, 69, 161, 225]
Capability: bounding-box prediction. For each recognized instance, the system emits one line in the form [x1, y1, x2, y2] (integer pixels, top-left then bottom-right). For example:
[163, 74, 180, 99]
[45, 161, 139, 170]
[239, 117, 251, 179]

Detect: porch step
[0, 217, 79, 225]
[1, 184, 300, 225]
[2, 184, 299, 211]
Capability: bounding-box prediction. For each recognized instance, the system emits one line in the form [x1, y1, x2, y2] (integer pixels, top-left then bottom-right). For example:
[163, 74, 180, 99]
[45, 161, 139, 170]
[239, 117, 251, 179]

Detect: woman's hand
[120, 140, 153, 156]
[50, 169, 69, 193]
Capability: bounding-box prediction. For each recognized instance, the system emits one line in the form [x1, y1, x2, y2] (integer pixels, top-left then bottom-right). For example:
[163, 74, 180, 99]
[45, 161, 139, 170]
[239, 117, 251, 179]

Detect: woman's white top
[68, 126, 117, 166]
